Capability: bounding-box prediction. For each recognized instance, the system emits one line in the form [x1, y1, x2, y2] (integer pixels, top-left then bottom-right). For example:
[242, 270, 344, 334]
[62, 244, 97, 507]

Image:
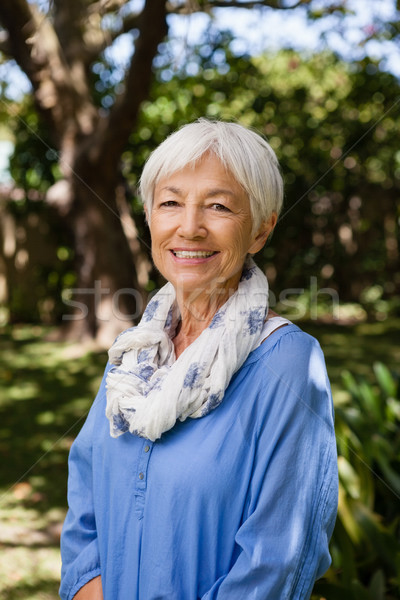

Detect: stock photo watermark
[61, 276, 340, 322]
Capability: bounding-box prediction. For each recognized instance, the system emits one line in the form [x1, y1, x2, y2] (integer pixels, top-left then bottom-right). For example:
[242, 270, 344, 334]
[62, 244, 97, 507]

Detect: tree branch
[87, 0, 128, 17]
[87, 0, 168, 168]
[0, 0, 41, 82]
[83, 11, 142, 61]
[0, 0, 97, 149]
[166, 0, 310, 13]
[52, 0, 88, 65]
[209, 0, 307, 8]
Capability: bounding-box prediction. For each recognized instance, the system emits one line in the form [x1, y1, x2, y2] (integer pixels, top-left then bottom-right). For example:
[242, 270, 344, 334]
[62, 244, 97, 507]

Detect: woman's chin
[173, 274, 243, 303]
[172, 275, 215, 296]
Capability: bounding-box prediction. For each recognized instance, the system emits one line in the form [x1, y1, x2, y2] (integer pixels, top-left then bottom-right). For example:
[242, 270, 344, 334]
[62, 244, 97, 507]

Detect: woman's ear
[248, 212, 278, 255]
[144, 205, 150, 226]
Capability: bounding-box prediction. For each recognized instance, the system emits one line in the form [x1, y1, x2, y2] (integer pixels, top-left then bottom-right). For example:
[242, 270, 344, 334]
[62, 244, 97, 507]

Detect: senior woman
[60, 119, 338, 600]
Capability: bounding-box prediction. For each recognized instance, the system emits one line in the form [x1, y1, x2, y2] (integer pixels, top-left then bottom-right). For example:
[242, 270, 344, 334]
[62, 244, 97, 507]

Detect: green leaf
[368, 569, 385, 600]
[341, 371, 361, 402]
[338, 456, 360, 499]
[375, 454, 400, 497]
[358, 380, 382, 422]
[373, 362, 397, 398]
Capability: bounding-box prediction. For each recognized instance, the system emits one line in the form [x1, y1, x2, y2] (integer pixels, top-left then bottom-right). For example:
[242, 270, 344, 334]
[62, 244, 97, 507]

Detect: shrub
[312, 362, 400, 599]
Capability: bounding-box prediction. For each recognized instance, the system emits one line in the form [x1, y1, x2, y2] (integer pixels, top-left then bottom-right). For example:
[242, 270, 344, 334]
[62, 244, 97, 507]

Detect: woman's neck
[173, 289, 232, 358]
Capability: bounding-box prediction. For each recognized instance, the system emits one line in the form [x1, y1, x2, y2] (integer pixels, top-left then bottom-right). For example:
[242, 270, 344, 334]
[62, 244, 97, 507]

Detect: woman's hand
[74, 576, 103, 599]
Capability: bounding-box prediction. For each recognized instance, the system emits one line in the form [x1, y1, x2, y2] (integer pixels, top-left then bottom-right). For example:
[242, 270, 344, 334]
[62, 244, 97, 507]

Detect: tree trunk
[0, 0, 167, 345]
[59, 160, 147, 346]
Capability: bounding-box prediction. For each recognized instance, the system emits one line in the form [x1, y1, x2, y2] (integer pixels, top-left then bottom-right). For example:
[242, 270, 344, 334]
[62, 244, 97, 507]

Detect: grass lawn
[0, 318, 399, 599]
[0, 325, 106, 599]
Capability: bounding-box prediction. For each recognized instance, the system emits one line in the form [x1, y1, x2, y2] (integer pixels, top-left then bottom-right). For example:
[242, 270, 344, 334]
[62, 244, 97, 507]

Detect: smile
[172, 250, 217, 258]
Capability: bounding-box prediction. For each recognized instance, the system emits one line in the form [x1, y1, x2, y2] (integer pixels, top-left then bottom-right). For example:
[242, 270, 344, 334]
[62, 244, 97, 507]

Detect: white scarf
[105, 257, 269, 442]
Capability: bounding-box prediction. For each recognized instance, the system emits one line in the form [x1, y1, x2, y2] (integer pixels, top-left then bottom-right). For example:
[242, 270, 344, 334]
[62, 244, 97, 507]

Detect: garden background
[0, 1, 399, 598]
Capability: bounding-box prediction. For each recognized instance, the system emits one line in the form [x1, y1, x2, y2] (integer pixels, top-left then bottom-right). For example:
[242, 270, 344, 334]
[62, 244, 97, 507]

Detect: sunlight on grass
[0, 547, 61, 599]
[0, 489, 64, 599]
[0, 325, 107, 599]
[8, 382, 40, 402]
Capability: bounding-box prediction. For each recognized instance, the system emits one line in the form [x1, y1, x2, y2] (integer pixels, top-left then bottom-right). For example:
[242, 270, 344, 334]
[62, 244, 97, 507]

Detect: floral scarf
[105, 257, 269, 441]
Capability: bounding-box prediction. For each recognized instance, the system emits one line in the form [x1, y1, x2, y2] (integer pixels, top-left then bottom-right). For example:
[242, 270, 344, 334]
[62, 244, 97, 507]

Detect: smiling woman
[60, 119, 338, 600]
[149, 154, 276, 339]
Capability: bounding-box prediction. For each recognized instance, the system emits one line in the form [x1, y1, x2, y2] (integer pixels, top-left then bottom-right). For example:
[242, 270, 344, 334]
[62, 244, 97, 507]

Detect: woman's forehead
[155, 154, 241, 193]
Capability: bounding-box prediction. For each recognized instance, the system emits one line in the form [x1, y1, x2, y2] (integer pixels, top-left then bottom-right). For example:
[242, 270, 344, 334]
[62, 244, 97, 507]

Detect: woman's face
[149, 153, 275, 302]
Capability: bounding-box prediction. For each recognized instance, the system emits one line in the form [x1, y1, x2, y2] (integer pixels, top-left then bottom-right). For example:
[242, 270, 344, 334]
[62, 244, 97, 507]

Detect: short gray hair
[139, 118, 283, 231]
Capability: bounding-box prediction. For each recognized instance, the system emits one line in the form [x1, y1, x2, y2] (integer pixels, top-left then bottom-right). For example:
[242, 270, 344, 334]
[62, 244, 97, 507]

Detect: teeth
[173, 251, 215, 258]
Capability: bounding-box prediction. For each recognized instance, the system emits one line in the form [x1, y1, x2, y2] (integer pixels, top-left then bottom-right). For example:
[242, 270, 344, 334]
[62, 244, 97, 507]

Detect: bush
[312, 363, 400, 599]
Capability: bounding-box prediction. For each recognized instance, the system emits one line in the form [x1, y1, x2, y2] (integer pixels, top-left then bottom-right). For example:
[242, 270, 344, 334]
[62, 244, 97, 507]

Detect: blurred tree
[126, 44, 400, 313]
[0, 0, 301, 342]
[3, 45, 400, 329]
[1, 0, 390, 343]
[230, 52, 400, 308]
[0, 0, 170, 344]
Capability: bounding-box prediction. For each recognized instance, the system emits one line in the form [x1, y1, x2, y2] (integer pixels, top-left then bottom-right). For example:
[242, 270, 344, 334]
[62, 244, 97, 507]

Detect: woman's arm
[59, 366, 110, 600]
[73, 576, 103, 600]
[201, 332, 338, 600]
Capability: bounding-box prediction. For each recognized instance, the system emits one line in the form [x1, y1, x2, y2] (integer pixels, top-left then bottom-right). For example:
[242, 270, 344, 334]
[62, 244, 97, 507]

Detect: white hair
[139, 118, 284, 231]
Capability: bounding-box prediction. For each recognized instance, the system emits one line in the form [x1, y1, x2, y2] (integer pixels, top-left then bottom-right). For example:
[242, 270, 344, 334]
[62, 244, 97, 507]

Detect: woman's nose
[178, 206, 206, 238]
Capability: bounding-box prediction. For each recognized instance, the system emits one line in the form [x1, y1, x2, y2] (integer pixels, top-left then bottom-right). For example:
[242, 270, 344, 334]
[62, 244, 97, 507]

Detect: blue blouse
[60, 324, 338, 600]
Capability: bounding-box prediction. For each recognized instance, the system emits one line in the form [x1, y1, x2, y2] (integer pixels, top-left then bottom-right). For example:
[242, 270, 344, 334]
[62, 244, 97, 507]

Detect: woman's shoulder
[242, 321, 331, 395]
[236, 323, 333, 428]
[247, 321, 323, 367]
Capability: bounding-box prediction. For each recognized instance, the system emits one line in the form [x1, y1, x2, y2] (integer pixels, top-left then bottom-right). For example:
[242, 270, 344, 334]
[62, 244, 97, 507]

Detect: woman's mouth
[171, 250, 217, 258]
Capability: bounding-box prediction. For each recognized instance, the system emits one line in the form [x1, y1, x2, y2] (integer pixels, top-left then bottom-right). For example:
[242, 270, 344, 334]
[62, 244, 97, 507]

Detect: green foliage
[312, 362, 400, 599]
[126, 44, 400, 306]
[8, 98, 60, 194]
[4, 99, 76, 324]
[4, 40, 400, 321]
[2, 197, 76, 325]
[0, 325, 107, 598]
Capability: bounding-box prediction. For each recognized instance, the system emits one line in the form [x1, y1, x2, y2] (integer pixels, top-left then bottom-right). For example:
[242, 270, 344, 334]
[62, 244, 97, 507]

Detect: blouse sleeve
[201, 331, 338, 600]
[59, 364, 110, 600]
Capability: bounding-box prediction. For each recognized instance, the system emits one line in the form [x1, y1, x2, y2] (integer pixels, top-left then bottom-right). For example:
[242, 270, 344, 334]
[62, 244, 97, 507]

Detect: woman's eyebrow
[159, 186, 236, 198]
[159, 185, 182, 196]
[206, 188, 235, 198]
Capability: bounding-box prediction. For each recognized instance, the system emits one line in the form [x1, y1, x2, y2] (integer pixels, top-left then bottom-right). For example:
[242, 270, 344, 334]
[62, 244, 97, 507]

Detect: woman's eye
[211, 203, 230, 212]
[160, 200, 178, 207]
